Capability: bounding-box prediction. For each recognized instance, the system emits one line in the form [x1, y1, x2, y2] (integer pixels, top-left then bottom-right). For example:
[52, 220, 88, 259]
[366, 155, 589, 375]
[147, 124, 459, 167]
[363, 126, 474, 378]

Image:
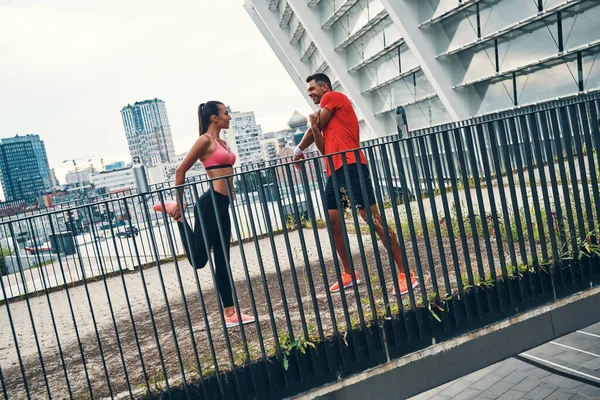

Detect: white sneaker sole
[225, 317, 256, 328]
[330, 279, 361, 294]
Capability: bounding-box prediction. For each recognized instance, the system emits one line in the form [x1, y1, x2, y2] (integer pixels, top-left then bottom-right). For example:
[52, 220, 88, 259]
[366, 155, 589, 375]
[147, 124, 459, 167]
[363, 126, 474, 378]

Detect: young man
[294, 73, 418, 295]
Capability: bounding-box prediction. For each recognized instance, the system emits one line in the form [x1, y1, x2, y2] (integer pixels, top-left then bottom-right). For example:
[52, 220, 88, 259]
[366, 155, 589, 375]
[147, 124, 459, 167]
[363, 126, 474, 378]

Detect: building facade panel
[247, 0, 600, 135]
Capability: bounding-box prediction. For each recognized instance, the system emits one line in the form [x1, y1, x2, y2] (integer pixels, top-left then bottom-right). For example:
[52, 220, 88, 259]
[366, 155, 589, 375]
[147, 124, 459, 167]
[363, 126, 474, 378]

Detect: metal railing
[0, 97, 599, 399]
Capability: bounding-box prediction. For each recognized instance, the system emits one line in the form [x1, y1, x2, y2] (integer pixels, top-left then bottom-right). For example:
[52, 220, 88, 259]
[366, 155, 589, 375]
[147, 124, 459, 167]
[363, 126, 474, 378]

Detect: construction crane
[63, 159, 82, 185]
[88, 157, 106, 173]
[63, 157, 100, 185]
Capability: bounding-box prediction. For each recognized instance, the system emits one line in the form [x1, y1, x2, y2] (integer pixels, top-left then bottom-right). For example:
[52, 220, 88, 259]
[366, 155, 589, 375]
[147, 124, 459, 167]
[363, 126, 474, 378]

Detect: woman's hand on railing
[169, 205, 183, 222]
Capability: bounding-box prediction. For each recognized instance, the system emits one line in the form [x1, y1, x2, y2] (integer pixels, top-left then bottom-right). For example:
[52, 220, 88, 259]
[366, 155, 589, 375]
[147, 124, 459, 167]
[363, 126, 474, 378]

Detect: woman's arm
[171, 136, 211, 220]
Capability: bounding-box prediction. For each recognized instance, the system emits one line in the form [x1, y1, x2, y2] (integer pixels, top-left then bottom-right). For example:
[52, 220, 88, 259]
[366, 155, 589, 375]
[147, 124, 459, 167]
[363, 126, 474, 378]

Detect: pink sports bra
[201, 135, 236, 170]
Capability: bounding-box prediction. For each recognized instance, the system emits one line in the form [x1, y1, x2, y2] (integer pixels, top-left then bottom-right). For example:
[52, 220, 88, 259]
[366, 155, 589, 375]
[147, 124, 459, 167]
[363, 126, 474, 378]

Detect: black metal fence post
[46, 213, 95, 399]
[24, 217, 73, 399]
[0, 365, 7, 400]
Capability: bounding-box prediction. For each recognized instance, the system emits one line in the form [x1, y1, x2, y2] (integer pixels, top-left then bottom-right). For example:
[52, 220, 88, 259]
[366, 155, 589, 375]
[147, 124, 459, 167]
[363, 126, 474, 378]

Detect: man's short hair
[306, 73, 332, 89]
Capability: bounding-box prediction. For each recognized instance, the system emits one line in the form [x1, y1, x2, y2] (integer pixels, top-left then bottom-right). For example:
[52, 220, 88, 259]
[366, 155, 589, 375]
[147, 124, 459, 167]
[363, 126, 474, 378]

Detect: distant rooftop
[95, 166, 131, 174]
[288, 111, 307, 125]
[1, 134, 42, 144]
[121, 98, 164, 111]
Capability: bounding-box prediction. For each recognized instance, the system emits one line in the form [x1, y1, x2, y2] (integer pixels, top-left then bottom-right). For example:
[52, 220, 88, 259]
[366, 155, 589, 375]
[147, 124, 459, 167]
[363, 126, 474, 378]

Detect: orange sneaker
[392, 272, 418, 296]
[152, 201, 186, 214]
[224, 310, 255, 328]
[329, 271, 360, 293]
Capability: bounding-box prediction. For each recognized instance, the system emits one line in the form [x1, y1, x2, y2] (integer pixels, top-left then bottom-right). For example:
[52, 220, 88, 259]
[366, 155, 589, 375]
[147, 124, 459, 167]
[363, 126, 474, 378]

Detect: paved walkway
[410, 322, 600, 400]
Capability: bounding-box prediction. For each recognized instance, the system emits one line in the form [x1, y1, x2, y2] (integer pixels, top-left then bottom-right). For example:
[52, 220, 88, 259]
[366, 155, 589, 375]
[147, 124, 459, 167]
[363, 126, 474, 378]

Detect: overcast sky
[0, 0, 313, 193]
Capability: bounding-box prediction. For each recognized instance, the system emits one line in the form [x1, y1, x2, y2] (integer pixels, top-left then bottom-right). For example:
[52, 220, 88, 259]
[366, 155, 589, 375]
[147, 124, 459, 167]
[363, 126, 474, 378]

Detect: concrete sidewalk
[410, 322, 600, 400]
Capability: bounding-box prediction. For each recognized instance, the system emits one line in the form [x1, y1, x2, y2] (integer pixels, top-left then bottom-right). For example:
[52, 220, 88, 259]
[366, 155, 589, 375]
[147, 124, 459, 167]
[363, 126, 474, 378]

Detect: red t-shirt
[320, 91, 367, 176]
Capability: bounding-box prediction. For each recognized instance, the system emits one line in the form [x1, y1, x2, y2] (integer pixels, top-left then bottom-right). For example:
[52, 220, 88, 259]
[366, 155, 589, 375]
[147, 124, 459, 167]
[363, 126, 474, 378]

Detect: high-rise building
[121, 98, 176, 166]
[244, 0, 600, 136]
[261, 139, 279, 161]
[0, 134, 52, 205]
[222, 111, 264, 167]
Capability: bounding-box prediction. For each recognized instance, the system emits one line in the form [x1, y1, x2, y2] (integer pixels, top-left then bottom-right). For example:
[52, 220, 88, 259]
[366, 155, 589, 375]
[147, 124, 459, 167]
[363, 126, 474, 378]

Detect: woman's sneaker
[224, 310, 255, 328]
[329, 271, 360, 293]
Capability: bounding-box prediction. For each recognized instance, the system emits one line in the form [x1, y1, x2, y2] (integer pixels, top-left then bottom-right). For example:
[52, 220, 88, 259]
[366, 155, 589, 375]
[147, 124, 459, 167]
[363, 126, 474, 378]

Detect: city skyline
[0, 100, 306, 198]
[0, 105, 310, 201]
[0, 0, 314, 197]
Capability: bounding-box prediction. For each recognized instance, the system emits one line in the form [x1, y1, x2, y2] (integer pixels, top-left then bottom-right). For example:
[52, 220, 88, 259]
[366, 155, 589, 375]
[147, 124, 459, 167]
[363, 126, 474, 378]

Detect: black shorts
[325, 163, 376, 210]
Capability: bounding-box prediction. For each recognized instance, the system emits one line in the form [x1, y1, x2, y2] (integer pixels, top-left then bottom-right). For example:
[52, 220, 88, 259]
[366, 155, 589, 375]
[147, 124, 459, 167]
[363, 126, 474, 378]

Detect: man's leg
[358, 205, 406, 276]
[325, 172, 360, 293]
[328, 208, 352, 275]
[358, 204, 418, 294]
[349, 161, 417, 294]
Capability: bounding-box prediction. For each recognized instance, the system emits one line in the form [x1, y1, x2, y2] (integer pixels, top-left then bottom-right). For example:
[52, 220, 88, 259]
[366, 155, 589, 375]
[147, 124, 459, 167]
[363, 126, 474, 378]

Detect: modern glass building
[121, 98, 176, 166]
[244, 0, 600, 136]
[0, 134, 52, 205]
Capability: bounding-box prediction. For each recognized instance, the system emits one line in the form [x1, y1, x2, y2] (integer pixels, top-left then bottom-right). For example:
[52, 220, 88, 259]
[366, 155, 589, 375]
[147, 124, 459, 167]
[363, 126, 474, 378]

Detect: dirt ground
[1, 224, 535, 400]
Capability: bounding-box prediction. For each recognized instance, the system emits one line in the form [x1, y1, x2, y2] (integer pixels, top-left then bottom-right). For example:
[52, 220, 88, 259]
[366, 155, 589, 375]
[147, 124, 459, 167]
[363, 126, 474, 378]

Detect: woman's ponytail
[198, 101, 223, 135]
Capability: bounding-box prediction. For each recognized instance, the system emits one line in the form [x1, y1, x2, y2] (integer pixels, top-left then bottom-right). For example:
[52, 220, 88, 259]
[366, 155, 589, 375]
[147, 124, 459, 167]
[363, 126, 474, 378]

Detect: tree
[0, 247, 12, 277]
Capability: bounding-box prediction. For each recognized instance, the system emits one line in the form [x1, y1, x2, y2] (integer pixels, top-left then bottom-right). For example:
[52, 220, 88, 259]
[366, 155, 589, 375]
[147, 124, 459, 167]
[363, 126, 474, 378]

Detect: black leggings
[178, 190, 234, 308]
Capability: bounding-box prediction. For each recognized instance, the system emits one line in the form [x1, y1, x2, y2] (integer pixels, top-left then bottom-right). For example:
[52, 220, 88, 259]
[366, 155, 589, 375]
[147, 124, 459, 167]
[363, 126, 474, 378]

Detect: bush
[0, 247, 11, 277]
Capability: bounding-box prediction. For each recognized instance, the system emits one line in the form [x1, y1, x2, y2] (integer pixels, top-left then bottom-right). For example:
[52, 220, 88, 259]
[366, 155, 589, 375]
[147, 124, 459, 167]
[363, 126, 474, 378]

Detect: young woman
[162, 101, 254, 328]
